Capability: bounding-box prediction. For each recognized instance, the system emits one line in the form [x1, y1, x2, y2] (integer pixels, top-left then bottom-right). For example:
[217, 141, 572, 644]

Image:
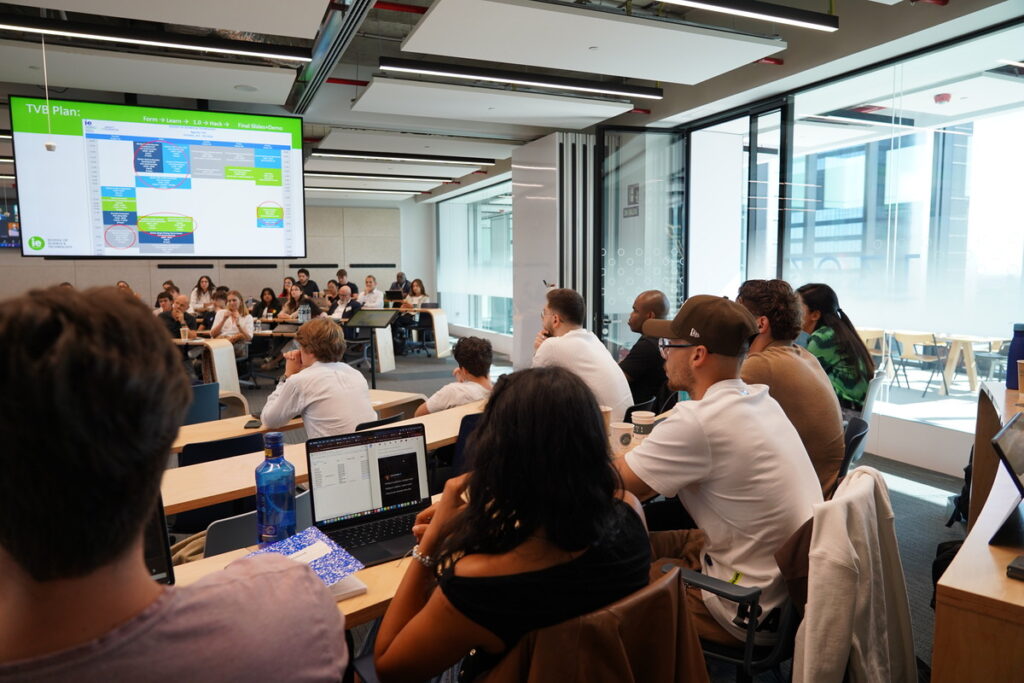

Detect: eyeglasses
[658, 338, 695, 358]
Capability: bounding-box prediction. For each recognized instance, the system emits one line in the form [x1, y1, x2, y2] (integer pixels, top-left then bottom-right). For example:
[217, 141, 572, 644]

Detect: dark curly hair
[453, 336, 492, 378]
[737, 279, 803, 342]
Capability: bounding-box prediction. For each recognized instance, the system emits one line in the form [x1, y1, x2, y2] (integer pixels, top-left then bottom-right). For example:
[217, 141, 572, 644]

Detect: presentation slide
[10, 97, 305, 258]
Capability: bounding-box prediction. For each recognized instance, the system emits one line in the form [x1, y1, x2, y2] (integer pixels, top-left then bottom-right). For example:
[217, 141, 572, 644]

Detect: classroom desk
[161, 399, 485, 515]
[932, 381, 1024, 681]
[936, 335, 1005, 395]
[169, 389, 426, 454]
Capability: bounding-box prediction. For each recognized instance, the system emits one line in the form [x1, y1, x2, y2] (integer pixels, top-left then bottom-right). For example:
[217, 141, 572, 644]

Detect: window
[436, 181, 513, 335]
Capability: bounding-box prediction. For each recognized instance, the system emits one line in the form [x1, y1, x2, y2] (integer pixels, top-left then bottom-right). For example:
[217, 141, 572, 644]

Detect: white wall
[399, 198, 436, 299]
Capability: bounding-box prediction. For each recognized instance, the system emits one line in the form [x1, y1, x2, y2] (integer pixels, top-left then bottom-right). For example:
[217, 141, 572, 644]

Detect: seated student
[400, 278, 429, 309]
[533, 288, 633, 422]
[210, 290, 255, 358]
[323, 280, 340, 307]
[361, 275, 384, 309]
[0, 286, 348, 680]
[328, 286, 362, 340]
[199, 291, 227, 331]
[415, 337, 493, 417]
[158, 294, 198, 339]
[615, 295, 822, 646]
[153, 290, 173, 316]
[251, 287, 281, 319]
[296, 268, 319, 297]
[336, 268, 359, 296]
[260, 284, 324, 370]
[115, 280, 138, 297]
[619, 289, 673, 408]
[796, 283, 875, 417]
[279, 276, 295, 298]
[394, 279, 430, 353]
[188, 275, 215, 315]
[389, 271, 411, 296]
[737, 279, 845, 495]
[280, 284, 323, 320]
[374, 367, 651, 682]
[261, 318, 377, 439]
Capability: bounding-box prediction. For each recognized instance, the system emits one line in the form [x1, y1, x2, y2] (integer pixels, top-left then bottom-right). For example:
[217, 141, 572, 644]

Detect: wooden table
[936, 335, 1005, 395]
[161, 399, 485, 515]
[169, 390, 426, 454]
[933, 381, 1024, 681]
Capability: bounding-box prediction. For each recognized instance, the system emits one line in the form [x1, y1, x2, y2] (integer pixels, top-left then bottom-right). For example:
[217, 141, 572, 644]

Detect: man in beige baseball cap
[615, 294, 822, 647]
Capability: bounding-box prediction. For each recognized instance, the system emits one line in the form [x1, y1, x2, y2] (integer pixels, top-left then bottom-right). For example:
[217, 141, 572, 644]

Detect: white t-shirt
[261, 361, 377, 439]
[212, 309, 254, 339]
[532, 328, 633, 422]
[625, 379, 822, 642]
[361, 290, 384, 309]
[405, 294, 429, 307]
[425, 381, 490, 414]
[188, 289, 212, 314]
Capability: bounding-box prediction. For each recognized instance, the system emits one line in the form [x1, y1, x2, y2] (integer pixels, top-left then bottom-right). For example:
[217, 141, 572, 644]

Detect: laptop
[992, 412, 1024, 498]
[144, 496, 175, 585]
[306, 424, 431, 567]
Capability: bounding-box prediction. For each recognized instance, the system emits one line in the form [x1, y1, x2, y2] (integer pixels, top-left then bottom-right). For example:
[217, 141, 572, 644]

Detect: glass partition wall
[596, 20, 1024, 428]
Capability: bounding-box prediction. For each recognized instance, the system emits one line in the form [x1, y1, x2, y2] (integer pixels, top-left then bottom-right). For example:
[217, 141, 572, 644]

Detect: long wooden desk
[933, 381, 1024, 681]
[170, 389, 426, 454]
[936, 335, 1005, 395]
[161, 399, 485, 515]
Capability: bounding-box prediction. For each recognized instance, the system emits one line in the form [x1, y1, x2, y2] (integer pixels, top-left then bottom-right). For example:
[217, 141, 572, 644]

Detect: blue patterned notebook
[247, 527, 367, 599]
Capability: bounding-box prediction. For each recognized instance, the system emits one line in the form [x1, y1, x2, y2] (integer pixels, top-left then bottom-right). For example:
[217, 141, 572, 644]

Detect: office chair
[172, 433, 265, 534]
[355, 413, 403, 431]
[204, 490, 311, 557]
[182, 381, 220, 425]
[828, 417, 870, 500]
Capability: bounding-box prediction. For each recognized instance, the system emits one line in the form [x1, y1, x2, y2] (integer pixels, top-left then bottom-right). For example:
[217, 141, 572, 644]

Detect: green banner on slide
[257, 206, 285, 219]
[9, 96, 302, 148]
[138, 216, 195, 234]
[101, 197, 137, 212]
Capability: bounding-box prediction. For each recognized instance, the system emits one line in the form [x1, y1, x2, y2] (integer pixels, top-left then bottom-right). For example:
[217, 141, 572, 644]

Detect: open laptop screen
[144, 496, 175, 585]
[307, 424, 430, 526]
[993, 412, 1024, 498]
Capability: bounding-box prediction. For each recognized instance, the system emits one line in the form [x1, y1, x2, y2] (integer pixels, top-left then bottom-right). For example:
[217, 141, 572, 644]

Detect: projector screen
[10, 96, 305, 258]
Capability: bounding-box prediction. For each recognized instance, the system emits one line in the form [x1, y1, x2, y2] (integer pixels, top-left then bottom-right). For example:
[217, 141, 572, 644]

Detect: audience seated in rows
[533, 288, 633, 422]
[336, 268, 359, 296]
[389, 271, 411, 296]
[361, 275, 384, 308]
[188, 275, 215, 315]
[154, 290, 173, 316]
[737, 279, 846, 495]
[796, 283, 875, 416]
[279, 276, 295, 298]
[210, 290, 254, 358]
[415, 337, 493, 417]
[616, 294, 822, 646]
[0, 286, 348, 680]
[261, 317, 376, 439]
[251, 287, 280, 319]
[296, 268, 319, 297]
[374, 367, 652, 682]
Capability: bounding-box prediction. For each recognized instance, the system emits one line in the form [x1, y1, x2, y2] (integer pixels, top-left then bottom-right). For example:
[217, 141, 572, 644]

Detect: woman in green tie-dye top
[796, 283, 875, 413]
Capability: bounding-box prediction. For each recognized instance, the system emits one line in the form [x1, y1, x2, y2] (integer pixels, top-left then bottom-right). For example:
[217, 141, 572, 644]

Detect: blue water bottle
[256, 432, 296, 547]
[1006, 324, 1024, 390]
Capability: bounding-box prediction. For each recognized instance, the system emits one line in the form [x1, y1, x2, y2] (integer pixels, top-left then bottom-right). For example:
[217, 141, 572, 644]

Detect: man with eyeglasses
[615, 294, 822, 647]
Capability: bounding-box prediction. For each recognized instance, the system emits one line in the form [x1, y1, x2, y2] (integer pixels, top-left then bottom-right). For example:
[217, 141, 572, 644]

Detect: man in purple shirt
[0, 286, 348, 682]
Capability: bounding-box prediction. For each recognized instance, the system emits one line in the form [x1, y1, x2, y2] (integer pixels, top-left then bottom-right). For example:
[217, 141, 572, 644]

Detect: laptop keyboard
[328, 512, 418, 549]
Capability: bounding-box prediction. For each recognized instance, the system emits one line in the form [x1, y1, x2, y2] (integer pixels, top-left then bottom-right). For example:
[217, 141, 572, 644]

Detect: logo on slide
[28, 236, 45, 251]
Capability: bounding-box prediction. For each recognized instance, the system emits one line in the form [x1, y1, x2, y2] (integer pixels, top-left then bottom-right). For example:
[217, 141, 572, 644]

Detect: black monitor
[384, 289, 405, 302]
[989, 412, 1024, 546]
[348, 309, 399, 328]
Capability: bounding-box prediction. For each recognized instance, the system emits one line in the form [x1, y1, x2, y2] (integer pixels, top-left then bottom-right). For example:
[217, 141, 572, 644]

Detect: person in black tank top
[373, 367, 652, 682]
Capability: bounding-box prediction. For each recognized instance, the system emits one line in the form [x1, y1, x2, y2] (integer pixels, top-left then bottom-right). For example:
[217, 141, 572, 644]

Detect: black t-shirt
[298, 280, 320, 296]
[251, 301, 280, 318]
[158, 310, 197, 338]
[338, 280, 359, 295]
[619, 335, 668, 406]
[438, 500, 651, 680]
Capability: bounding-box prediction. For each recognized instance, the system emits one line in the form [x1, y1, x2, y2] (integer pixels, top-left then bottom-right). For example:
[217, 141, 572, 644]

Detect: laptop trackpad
[351, 534, 415, 568]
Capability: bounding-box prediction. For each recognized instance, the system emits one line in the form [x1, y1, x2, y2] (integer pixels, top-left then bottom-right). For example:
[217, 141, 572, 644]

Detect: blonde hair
[227, 290, 248, 317]
[295, 318, 346, 362]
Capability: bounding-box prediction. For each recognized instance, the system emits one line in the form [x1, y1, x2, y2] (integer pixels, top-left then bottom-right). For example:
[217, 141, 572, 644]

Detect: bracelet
[412, 544, 435, 568]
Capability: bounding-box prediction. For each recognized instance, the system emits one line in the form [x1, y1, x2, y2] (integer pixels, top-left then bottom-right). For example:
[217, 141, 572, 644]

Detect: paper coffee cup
[631, 410, 656, 442]
[599, 405, 612, 434]
[179, 326, 189, 341]
[610, 422, 633, 456]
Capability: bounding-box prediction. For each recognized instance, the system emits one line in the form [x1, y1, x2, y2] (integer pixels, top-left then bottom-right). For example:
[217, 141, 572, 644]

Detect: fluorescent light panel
[305, 187, 419, 195]
[0, 157, 12, 163]
[379, 57, 663, 101]
[311, 149, 494, 167]
[0, 21, 311, 62]
[304, 171, 449, 182]
[658, 0, 838, 32]
[0, 174, 13, 179]
[999, 59, 1024, 69]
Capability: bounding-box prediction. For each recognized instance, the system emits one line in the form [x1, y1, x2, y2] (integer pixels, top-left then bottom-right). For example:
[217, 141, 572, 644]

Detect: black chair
[355, 413, 403, 432]
[172, 433, 265, 534]
[624, 396, 657, 424]
[236, 342, 258, 389]
[828, 417, 870, 499]
[451, 412, 483, 475]
[182, 381, 220, 425]
[668, 563, 799, 683]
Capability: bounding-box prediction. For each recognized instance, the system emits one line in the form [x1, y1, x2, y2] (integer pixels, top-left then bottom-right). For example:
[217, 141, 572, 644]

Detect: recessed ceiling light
[0, 157, 13, 163]
[658, 0, 838, 32]
[303, 171, 449, 182]
[0, 174, 14, 180]
[379, 57, 663, 101]
[305, 187, 420, 195]
[998, 58, 1024, 68]
[311, 149, 495, 167]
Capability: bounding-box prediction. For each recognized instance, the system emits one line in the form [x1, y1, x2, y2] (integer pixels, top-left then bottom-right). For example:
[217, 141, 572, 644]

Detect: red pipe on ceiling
[374, 1, 428, 13]
[326, 77, 370, 86]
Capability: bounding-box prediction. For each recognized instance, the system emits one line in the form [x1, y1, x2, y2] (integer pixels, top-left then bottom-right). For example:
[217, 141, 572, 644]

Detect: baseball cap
[642, 294, 758, 356]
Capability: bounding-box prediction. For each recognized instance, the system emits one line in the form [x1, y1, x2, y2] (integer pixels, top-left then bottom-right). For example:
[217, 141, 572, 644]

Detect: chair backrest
[829, 417, 870, 499]
[860, 372, 886, 426]
[204, 490, 311, 557]
[857, 327, 885, 352]
[624, 396, 657, 424]
[354, 412, 403, 432]
[892, 332, 936, 359]
[478, 566, 706, 683]
[179, 432, 265, 468]
[452, 412, 483, 474]
[205, 338, 243, 395]
[182, 382, 221, 425]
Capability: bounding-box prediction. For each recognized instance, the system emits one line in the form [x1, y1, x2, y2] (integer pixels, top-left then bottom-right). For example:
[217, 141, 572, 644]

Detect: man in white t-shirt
[261, 318, 376, 439]
[616, 295, 822, 646]
[415, 336, 493, 416]
[532, 288, 633, 422]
